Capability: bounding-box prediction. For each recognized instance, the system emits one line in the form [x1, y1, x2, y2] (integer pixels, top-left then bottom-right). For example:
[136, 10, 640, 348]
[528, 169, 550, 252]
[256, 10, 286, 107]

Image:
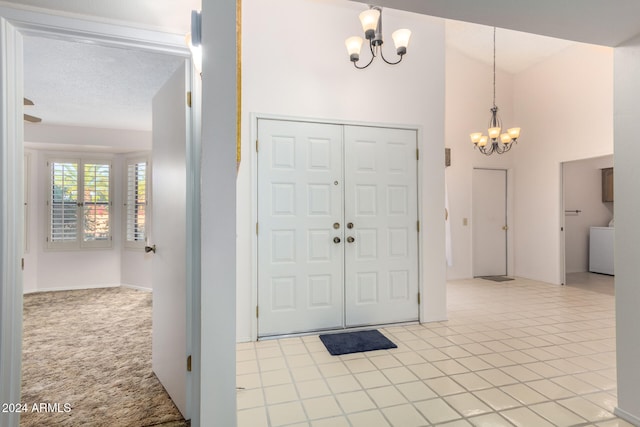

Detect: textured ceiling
[23, 36, 185, 131]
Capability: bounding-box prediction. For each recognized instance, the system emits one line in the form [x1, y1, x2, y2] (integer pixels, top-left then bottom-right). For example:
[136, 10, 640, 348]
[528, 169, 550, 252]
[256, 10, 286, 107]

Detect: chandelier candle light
[470, 27, 521, 155]
[345, 6, 411, 69]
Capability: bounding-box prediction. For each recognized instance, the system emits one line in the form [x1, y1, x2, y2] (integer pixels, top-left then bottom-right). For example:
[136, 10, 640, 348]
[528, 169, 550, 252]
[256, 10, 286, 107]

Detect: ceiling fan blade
[24, 114, 42, 123]
[24, 98, 34, 106]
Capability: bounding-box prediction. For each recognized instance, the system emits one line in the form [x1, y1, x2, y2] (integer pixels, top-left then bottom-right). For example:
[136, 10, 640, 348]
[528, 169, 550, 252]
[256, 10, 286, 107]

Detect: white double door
[257, 119, 419, 337]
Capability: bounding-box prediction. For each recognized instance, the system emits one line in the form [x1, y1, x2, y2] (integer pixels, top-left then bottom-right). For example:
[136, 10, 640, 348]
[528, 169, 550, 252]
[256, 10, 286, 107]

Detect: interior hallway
[236, 277, 626, 426]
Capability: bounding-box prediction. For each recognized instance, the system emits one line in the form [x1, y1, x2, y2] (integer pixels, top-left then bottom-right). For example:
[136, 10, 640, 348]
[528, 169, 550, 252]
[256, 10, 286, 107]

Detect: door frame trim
[250, 113, 423, 341]
[471, 167, 513, 277]
[0, 6, 200, 424]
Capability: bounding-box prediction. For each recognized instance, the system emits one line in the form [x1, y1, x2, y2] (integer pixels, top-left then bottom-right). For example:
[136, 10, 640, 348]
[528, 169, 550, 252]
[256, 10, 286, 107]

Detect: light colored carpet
[21, 287, 187, 427]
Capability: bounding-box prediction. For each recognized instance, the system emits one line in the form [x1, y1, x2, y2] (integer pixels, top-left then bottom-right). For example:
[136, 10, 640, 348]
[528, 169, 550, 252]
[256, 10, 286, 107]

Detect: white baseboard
[23, 283, 120, 294]
[614, 407, 640, 426]
[121, 283, 152, 292]
[236, 336, 252, 343]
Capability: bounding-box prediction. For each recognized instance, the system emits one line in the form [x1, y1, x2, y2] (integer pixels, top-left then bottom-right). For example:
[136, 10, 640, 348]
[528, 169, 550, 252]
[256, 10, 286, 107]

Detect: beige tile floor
[236, 276, 631, 426]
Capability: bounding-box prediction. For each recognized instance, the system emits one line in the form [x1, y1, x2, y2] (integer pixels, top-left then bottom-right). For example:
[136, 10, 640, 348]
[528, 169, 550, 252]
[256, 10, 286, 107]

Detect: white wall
[613, 33, 640, 426]
[23, 137, 153, 292]
[23, 149, 120, 291]
[445, 42, 613, 284]
[445, 48, 517, 280]
[563, 155, 613, 274]
[25, 124, 151, 153]
[238, 0, 447, 341]
[512, 43, 614, 284]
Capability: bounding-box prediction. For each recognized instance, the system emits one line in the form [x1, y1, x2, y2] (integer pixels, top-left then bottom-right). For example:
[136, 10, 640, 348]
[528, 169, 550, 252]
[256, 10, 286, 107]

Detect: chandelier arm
[353, 40, 376, 69]
[379, 48, 404, 65]
[353, 54, 375, 69]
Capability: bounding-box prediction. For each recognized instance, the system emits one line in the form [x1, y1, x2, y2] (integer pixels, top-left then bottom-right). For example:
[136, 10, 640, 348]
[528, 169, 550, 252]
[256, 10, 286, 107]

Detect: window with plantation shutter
[125, 159, 148, 247]
[48, 159, 112, 249]
[83, 163, 111, 242]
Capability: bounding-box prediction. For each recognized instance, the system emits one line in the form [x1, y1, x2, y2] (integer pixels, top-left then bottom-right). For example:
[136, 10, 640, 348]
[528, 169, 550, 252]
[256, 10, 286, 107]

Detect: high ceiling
[445, 21, 576, 75]
[356, 0, 640, 47]
[10, 0, 640, 133]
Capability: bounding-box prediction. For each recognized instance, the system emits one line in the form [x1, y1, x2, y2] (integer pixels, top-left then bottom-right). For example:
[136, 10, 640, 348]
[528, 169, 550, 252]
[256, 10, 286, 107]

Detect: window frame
[123, 156, 150, 249]
[46, 157, 113, 250]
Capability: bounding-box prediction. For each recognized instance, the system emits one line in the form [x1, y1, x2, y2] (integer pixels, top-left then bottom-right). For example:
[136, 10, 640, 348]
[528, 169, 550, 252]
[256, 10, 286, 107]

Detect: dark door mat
[480, 276, 515, 282]
[319, 329, 397, 356]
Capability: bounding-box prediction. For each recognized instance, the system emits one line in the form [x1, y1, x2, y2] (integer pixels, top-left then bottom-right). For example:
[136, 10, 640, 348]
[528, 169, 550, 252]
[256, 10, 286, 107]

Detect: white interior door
[472, 168, 508, 277]
[344, 126, 419, 326]
[151, 62, 190, 418]
[257, 119, 344, 337]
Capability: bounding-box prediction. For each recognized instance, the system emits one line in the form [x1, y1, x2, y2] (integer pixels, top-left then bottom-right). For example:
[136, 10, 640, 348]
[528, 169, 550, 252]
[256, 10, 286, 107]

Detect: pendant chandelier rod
[469, 26, 522, 156]
[492, 27, 496, 108]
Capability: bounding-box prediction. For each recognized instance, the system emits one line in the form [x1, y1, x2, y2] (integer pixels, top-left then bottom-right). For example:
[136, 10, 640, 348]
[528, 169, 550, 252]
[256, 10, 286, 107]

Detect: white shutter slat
[50, 162, 78, 244]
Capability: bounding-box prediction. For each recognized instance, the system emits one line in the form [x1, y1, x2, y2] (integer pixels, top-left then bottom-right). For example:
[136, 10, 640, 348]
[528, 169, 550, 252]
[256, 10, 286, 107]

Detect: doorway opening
[472, 168, 510, 278]
[15, 21, 198, 425]
[561, 155, 614, 292]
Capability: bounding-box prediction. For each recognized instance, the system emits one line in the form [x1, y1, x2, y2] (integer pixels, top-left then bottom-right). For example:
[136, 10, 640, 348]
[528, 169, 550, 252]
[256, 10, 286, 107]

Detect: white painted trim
[0, 5, 188, 56]
[250, 113, 424, 341]
[24, 283, 120, 294]
[614, 407, 640, 426]
[471, 167, 512, 277]
[120, 284, 152, 293]
[0, 17, 24, 427]
[559, 162, 566, 285]
[0, 5, 200, 425]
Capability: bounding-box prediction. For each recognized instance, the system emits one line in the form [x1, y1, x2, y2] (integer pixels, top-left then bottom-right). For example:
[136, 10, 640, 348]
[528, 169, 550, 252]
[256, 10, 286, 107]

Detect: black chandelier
[345, 6, 411, 69]
[470, 27, 521, 155]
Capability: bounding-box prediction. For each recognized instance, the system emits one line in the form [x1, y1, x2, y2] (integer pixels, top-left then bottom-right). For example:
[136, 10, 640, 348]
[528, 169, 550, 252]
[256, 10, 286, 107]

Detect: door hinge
[256, 305, 259, 318]
[416, 148, 419, 160]
[417, 220, 420, 232]
[256, 222, 259, 235]
[255, 139, 259, 152]
[417, 292, 421, 305]
[187, 355, 192, 372]
[186, 91, 192, 108]
[21, 258, 24, 271]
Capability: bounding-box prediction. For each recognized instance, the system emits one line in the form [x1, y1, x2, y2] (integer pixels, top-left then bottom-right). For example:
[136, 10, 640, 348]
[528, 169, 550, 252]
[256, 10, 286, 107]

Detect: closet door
[343, 126, 419, 327]
[257, 119, 344, 336]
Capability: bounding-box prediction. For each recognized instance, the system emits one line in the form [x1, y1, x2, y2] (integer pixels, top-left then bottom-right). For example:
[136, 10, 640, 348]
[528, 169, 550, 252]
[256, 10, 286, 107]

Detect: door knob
[502, 225, 509, 231]
[333, 237, 341, 244]
[347, 222, 354, 229]
[145, 245, 156, 253]
[347, 236, 355, 243]
[333, 222, 340, 229]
